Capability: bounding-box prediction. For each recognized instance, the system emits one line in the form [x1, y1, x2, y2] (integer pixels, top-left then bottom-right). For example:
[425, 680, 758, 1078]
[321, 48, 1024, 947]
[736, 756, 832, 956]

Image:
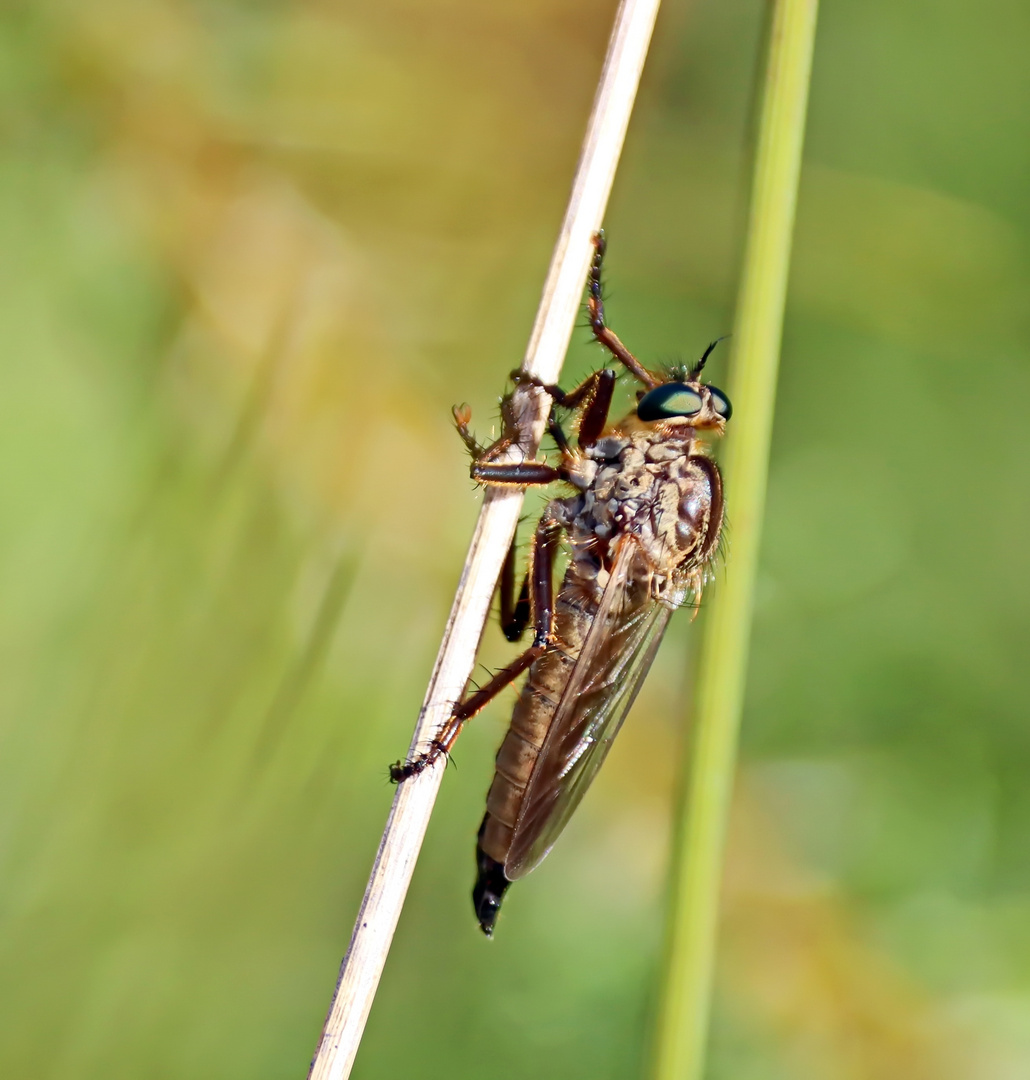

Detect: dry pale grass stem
[307, 2, 662, 1078]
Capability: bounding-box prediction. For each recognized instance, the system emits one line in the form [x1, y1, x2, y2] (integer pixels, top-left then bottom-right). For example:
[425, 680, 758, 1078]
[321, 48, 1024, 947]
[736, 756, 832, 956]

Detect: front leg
[390, 510, 562, 782]
[453, 403, 565, 487]
[586, 232, 659, 389]
[513, 368, 617, 450]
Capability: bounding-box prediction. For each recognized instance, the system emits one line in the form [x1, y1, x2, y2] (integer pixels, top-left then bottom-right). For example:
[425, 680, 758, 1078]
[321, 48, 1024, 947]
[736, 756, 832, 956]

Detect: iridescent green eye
[709, 386, 732, 420]
[637, 384, 703, 422]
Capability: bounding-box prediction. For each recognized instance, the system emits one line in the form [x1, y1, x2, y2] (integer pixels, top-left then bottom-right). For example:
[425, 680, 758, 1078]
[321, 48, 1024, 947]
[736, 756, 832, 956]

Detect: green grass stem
[650, 2, 820, 1077]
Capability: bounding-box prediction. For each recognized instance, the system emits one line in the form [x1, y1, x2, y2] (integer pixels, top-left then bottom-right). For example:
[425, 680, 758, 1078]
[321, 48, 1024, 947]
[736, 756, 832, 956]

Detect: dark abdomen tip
[473, 819, 512, 936]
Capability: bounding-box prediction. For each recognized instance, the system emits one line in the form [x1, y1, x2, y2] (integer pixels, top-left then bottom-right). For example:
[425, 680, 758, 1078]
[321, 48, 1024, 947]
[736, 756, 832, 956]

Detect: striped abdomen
[479, 577, 596, 866]
[472, 564, 598, 932]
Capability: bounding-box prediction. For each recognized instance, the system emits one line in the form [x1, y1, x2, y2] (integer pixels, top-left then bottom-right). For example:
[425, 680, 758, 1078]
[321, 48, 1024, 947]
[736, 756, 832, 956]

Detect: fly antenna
[691, 334, 730, 378]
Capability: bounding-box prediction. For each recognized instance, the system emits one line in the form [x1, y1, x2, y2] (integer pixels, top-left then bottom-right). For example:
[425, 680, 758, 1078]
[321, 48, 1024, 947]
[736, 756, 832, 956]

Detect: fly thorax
[588, 435, 630, 461]
[625, 442, 717, 595]
[564, 456, 598, 491]
[570, 431, 718, 591]
[675, 463, 716, 556]
[644, 440, 687, 463]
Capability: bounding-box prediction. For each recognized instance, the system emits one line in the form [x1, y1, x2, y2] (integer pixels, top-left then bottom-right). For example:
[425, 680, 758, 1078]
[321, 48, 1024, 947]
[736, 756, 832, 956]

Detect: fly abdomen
[483, 591, 594, 843]
[474, 584, 598, 932]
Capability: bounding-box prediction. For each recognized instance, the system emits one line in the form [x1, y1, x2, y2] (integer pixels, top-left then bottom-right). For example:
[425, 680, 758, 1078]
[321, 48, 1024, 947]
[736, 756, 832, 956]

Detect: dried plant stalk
[307, 2, 661, 1077]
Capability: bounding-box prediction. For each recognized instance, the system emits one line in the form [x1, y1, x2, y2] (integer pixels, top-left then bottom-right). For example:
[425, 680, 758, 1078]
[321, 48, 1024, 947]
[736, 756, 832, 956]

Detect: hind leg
[389, 509, 562, 782]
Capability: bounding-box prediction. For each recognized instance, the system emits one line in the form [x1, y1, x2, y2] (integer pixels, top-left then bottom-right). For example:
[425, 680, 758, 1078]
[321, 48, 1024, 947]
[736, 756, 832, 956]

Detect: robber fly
[391, 233, 731, 935]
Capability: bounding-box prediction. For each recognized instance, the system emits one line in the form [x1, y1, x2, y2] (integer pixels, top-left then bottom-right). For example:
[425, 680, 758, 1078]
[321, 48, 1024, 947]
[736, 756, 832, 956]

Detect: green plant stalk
[650, 1, 819, 1078]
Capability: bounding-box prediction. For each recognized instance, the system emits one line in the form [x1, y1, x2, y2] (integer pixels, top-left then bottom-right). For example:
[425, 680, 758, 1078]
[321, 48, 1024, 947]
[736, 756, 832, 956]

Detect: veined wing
[505, 536, 673, 880]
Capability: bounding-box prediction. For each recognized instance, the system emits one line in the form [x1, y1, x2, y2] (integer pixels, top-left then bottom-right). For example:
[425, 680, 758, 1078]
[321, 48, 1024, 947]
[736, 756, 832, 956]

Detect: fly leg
[586, 231, 659, 389]
[469, 461, 563, 486]
[499, 535, 530, 643]
[390, 511, 562, 782]
[452, 403, 489, 458]
[453, 403, 567, 487]
[514, 369, 617, 450]
[490, 369, 613, 640]
[455, 402, 566, 641]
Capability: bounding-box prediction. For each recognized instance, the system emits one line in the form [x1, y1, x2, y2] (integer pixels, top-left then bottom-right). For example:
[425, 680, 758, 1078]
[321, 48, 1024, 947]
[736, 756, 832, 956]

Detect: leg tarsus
[511, 369, 605, 411]
[452, 403, 488, 458]
[389, 738, 448, 783]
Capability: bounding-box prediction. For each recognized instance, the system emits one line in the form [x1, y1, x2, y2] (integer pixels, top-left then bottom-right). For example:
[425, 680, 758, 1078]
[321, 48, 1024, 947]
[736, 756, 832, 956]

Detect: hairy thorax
[556, 425, 722, 610]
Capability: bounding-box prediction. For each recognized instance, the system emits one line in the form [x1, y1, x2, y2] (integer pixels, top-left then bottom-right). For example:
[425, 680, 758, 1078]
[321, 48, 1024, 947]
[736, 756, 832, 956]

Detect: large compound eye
[637, 383, 703, 422]
[708, 386, 732, 420]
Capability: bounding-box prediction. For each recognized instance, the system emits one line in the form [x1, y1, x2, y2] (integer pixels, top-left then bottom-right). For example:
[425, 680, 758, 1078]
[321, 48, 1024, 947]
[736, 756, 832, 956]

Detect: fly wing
[505, 536, 673, 880]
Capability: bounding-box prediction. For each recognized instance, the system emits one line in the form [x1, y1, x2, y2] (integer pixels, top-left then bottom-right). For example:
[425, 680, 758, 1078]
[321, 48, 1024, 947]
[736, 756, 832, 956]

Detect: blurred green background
[2, 0, 1029, 1077]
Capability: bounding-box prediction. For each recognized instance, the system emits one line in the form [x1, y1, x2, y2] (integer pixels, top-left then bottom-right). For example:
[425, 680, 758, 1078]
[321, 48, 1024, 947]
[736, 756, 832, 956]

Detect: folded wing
[505, 536, 673, 880]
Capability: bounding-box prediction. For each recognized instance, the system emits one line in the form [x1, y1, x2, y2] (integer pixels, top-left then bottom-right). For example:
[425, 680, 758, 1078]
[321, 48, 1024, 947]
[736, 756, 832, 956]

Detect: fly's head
[635, 339, 732, 436]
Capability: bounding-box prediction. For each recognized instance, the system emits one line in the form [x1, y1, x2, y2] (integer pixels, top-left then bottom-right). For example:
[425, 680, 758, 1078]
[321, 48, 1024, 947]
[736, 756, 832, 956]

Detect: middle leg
[390, 510, 562, 782]
[514, 367, 617, 450]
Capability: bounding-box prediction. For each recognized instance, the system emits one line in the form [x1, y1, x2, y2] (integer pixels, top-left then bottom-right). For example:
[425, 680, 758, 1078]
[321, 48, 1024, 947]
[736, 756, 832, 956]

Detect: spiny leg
[390, 512, 562, 782]
[454, 402, 567, 486]
[471, 461, 563, 486]
[452, 403, 487, 458]
[487, 373, 611, 638]
[587, 232, 658, 389]
[454, 402, 563, 640]
[492, 401, 577, 643]
[453, 402, 538, 472]
[571, 368, 615, 448]
[514, 367, 616, 450]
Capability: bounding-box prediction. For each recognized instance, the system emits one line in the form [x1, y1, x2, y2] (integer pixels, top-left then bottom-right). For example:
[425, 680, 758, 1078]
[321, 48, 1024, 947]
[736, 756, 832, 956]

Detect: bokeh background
[2, 0, 1029, 1077]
